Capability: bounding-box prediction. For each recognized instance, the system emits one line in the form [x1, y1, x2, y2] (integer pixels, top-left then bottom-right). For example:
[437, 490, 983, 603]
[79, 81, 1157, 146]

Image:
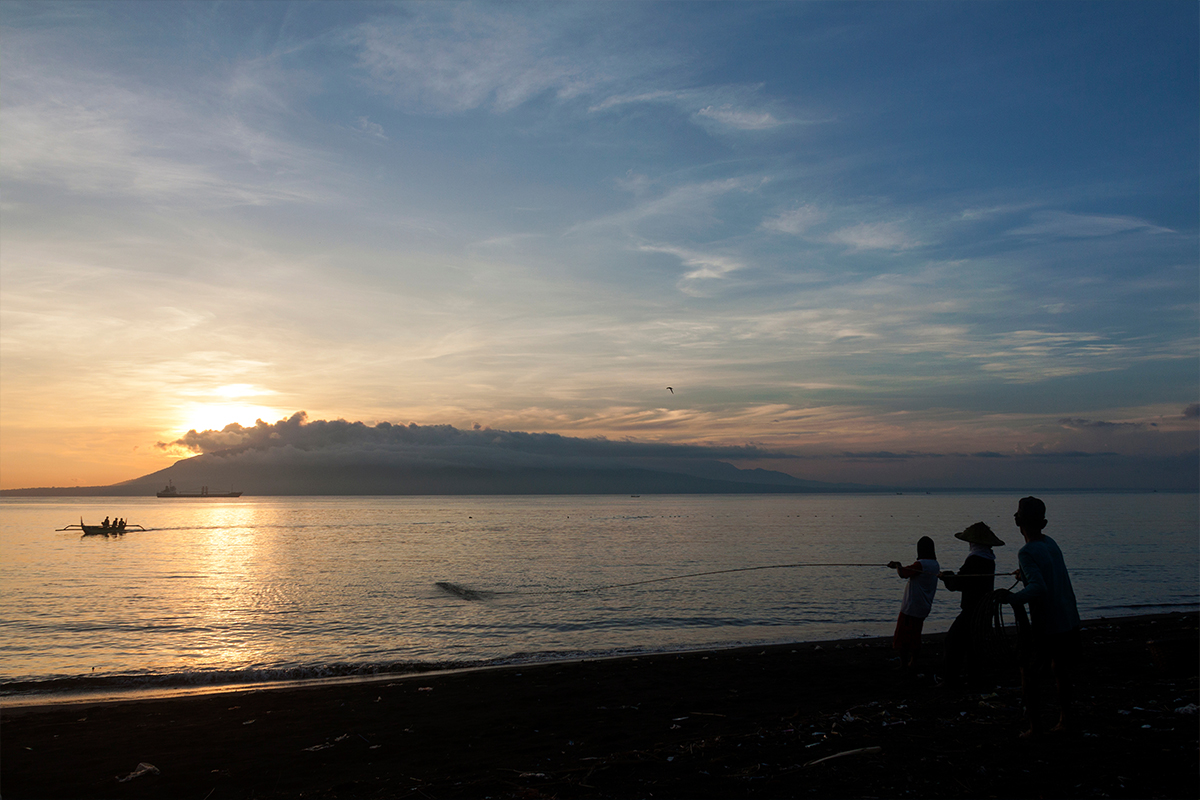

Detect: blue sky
[1, 1, 1196, 489]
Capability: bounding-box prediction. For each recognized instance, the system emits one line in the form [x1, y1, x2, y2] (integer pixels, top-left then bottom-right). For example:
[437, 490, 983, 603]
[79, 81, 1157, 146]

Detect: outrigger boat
[57, 518, 147, 536]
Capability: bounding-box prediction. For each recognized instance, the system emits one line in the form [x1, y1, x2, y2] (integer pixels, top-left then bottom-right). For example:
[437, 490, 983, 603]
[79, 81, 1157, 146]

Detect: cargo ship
[157, 482, 242, 498]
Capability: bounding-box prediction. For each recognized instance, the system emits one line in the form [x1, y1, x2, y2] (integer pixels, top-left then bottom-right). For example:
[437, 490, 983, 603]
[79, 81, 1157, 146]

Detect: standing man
[998, 496, 1081, 737]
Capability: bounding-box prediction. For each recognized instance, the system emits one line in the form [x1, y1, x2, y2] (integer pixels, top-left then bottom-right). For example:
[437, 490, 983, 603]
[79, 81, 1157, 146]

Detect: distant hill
[1, 451, 873, 496]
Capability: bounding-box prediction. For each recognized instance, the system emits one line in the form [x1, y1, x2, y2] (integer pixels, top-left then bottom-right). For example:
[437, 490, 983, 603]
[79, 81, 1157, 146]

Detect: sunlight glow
[212, 384, 276, 400]
[179, 403, 287, 434]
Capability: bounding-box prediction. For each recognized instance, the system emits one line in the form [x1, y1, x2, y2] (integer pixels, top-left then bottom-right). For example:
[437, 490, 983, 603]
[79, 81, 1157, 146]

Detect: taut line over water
[435, 562, 1015, 602]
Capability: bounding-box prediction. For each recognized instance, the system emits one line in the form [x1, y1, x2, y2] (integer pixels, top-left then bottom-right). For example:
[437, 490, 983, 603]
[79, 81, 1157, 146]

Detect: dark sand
[2, 612, 1196, 799]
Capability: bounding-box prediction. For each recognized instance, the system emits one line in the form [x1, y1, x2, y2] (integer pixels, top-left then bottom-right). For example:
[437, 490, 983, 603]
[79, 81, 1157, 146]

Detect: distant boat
[157, 482, 242, 498]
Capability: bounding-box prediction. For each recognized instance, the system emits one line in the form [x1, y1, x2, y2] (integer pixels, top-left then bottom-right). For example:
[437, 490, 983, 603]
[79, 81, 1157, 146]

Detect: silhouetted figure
[888, 536, 939, 670]
[939, 522, 1003, 686]
[102, 516, 110, 529]
[997, 496, 1080, 737]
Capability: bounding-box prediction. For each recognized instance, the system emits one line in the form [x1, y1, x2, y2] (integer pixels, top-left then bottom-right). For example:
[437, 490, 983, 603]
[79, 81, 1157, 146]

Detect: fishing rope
[502, 562, 889, 596]
[437, 563, 1017, 599]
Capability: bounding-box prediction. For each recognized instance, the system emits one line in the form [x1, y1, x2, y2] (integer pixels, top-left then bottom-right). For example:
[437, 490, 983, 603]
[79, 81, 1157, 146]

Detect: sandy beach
[2, 611, 1196, 799]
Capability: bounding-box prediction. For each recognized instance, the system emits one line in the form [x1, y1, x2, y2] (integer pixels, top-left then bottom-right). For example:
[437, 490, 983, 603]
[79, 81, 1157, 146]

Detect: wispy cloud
[638, 244, 746, 296]
[349, 5, 629, 114]
[349, 4, 805, 141]
[567, 177, 755, 236]
[1009, 210, 1174, 239]
[1, 37, 329, 207]
[694, 104, 781, 130]
[825, 221, 922, 251]
[590, 85, 804, 134]
[760, 204, 827, 235]
[354, 116, 387, 138]
[587, 89, 679, 113]
[972, 329, 1135, 380]
[759, 204, 923, 252]
[955, 202, 1040, 221]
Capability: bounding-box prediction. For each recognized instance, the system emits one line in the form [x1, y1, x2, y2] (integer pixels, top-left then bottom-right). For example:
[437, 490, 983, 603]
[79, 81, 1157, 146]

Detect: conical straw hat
[954, 521, 1004, 547]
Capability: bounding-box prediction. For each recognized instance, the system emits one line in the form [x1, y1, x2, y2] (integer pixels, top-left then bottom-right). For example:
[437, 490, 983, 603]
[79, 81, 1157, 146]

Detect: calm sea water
[1, 493, 1195, 698]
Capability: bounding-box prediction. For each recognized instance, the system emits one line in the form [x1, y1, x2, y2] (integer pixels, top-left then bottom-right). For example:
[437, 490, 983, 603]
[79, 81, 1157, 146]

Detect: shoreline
[2, 611, 1196, 798]
[5, 608, 1194, 711]
[3, 608, 1197, 710]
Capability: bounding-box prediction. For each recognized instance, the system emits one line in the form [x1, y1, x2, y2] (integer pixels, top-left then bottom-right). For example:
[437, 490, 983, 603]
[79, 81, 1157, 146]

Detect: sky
[1, 1, 1197, 491]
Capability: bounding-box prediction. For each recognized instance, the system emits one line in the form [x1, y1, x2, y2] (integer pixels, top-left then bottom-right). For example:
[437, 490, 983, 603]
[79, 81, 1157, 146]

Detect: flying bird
[667, 387, 674, 393]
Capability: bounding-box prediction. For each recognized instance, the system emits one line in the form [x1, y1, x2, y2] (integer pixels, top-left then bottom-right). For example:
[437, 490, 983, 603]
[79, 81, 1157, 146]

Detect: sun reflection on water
[186, 503, 284, 671]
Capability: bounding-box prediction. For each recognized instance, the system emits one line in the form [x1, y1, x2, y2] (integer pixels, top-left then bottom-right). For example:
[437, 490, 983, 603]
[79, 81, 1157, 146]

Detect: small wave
[587, 515, 656, 521]
[0, 636, 843, 701]
[1089, 601, 1199, 611]
[0, 660, 480, 701]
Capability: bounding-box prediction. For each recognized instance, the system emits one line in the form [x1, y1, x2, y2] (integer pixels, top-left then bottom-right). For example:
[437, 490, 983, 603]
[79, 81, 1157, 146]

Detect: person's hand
[939, 570, 954, 578]
[1012, 568, 1024, 582]
[995, 588, 1012, 603]
[887, 561, 901, 569]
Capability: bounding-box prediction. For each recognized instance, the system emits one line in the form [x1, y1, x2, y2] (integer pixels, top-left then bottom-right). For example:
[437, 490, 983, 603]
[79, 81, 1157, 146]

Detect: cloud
[1057, 418, 1150, 431]
[1009, 211, 1173, 239]
[760, 204, 827, 235]
[354, 116, 387, 138]
[694, 104, 781, 130]
[590, 86, 793, 133]
[836, 451, 943, 461]
[592, 91, 787, 130]
[956, 202, 1039, 221]
[638, 244, 745, 295]
[1184, 404, 1199, 419]
[157, 412, 795, 466]
[614, 169, 653, 195]
[567, 177, 753, 236]
[825, 222, 921, 251]
[0, 33, 327, 206]
[971, 329, 1139, 381]
[349, 6, 622, 114]
[587, 89, 680, 113]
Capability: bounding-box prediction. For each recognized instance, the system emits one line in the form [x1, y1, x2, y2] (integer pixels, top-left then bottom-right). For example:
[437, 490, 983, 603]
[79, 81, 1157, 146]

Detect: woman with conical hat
[939, 521, 1005, 687]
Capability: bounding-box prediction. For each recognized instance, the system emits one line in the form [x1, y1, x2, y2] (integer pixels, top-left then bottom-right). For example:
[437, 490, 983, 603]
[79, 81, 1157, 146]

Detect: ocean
[1, 492, 1195, 700]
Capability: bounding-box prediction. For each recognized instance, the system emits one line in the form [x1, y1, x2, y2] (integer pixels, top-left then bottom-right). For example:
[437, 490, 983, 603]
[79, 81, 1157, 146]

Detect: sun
[174, 383, 288, 433]
[179, 402, 287, 434]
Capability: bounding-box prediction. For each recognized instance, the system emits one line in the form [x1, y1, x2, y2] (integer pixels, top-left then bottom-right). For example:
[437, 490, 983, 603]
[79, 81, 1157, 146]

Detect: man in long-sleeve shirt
[999, 496, 1080, 737]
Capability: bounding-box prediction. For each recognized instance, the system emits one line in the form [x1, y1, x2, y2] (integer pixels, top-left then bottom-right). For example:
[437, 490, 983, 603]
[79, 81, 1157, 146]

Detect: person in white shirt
[887, 536, 940, 670]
